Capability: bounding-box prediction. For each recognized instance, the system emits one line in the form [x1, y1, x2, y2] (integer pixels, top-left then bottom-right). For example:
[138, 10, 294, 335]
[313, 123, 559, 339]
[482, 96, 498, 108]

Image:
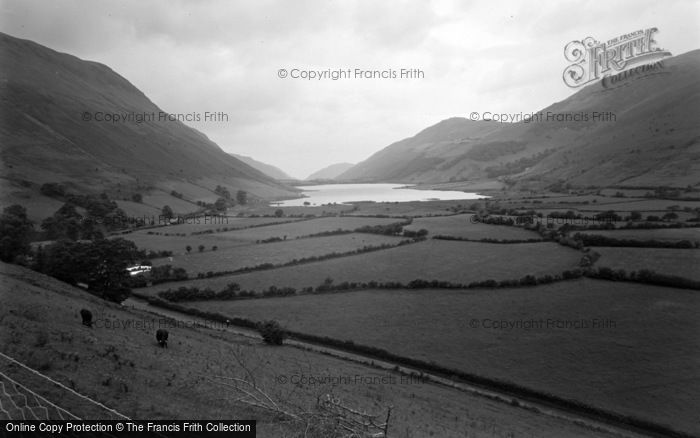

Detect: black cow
[156, 329, 169, 348]
[80, 309, 93, 328]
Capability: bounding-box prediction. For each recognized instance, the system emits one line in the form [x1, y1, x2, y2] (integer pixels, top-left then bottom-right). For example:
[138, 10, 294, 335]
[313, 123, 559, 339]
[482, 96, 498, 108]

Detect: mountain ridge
[339, 49, 700, 189]
[229, 153, 293, 180]
[0, 32, 297, 220]
[306, 162, 355, 181]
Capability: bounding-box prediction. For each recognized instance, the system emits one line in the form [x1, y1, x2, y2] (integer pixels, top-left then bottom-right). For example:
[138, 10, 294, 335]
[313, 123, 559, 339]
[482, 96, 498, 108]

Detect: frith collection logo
[563, 27, 672, 88]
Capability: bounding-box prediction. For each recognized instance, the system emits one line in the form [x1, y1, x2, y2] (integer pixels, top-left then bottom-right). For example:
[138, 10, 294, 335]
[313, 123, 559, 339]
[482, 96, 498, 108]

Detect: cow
[156, 329, 169, 348]
[80, 309, 93, 328]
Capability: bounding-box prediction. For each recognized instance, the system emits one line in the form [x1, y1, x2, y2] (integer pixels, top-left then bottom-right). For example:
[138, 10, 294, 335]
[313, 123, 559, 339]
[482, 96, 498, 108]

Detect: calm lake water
[275, 184, 487, 206]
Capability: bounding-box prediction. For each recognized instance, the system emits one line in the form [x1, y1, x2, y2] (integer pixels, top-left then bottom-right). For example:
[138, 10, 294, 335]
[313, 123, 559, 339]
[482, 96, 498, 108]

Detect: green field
[150, 233, 404, 274]
[118, 217, 316, 254]
[578, 227, 700, 243]
[576, 199, 700, 212]
[139, 239, 582, 295]
[405, 213, 542, 240]
[120, 233, 249, 255]
[594, 247, 700, 281]
[343, 200, 468, 217]
[142, 216, 302, 234]
[114, 200, 162, 217]
[214, 216, 402, 241]
[184, 279, 700, 435]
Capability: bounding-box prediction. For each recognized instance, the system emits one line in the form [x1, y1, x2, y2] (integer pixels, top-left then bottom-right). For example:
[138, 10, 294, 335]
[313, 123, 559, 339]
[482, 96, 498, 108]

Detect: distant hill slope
[340, 50, 700, 188]
[306, 162, 355, 180]
[230, 153, 292, 180]
[0, 32, 296, 219]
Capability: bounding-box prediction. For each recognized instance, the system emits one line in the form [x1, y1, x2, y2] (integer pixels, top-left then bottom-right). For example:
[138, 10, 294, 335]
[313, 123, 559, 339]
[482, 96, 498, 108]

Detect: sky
[1, 0, 699, 179]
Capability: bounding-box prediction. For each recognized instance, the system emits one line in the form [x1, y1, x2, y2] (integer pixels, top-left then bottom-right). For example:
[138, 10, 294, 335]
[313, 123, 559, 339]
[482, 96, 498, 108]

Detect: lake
[275, 184, 487, 206]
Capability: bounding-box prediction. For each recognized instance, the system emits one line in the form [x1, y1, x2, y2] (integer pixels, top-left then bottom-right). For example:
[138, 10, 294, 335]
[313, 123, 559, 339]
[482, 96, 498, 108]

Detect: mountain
[0, 33, 297, 220]
[340, 50, 700, 189]
[306, 162, 355, 180]
[230, 154, 293, 180]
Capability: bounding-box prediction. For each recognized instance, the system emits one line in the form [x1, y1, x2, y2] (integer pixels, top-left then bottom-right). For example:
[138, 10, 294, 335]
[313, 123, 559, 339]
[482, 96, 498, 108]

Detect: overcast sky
[2, 0, 699, 179]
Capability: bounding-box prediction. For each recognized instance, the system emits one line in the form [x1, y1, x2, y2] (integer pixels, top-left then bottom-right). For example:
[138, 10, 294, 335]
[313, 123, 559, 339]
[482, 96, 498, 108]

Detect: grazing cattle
[156, 329, 169, 348]
[80, 309, 93, 328]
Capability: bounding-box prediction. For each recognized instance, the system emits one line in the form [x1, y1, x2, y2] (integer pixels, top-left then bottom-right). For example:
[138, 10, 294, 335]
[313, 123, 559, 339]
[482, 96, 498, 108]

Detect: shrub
[258, 320, 286, 345]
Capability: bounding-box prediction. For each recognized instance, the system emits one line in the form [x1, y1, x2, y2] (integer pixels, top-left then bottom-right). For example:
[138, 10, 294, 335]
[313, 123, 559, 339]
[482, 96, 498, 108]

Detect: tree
[40, 238, 138, 303]
[215, 185, 231, 199]
[630, 211, 642, 221]
[212, 245, 218, 251]
[41, 203, 83, 240]
[214, 197, 227, 212]
[162, 205, 174, 219]
[257, 320, 286, 345]
[40, 183, 67, 198]
[131, 193, 142, 203]
[662, 212, 678, 221]
[198, 244, 205, 252]
[186, 245, 192, 254]
[236, 190, 247, 205]
[275, 209, 284, 217]
[0, 205, 34, 262]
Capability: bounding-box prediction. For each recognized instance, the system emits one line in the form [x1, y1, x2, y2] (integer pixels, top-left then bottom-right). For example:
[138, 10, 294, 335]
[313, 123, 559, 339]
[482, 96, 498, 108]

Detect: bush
[258, 320, 286, 345]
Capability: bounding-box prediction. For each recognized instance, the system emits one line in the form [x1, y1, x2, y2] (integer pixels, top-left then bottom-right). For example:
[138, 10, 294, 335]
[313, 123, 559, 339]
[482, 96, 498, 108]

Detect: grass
[594, 246, 700, 281]
[150, 233, 405, 275]
[343, 200, 472, 217]
[575, 199, 700, 212]
[214, 216, 402, 241]
[116, 233, 248, 255]
[156, 216, 302, 234]
[404, 213, 542, 240]
[185, 279, 700, 435]
[138, 240, 582, 295]
[0, 261, 606, 438]
[114, 200, 161, 217]
[578, 228, 700, 243]
[117, 217, 310, 254]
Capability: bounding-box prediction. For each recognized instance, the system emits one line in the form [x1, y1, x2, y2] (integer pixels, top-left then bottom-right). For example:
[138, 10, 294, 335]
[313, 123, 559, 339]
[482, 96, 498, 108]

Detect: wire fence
[0, 351, 129, 422]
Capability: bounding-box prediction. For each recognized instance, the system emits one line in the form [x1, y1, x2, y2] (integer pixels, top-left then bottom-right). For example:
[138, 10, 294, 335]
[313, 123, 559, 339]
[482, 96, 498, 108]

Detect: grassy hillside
[0, 32, 297, 220]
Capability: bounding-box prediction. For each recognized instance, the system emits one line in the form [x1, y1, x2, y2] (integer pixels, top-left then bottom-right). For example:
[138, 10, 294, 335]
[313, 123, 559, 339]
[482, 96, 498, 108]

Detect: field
[214, 216, 402, 241]
[594, 246, 700, 281]
[578, 227, 700, 243]
[576, 198, 700, 212]
[0, 262, 616, 438]
[404, 213, 542, 240]
[114, 200, 161, 217]
[139, 239, 582, 295]
[184, 279, 700, 435]
[118, 215, 406, 255]
[343, 200, 469, 217]
[150, 233, 404, 274]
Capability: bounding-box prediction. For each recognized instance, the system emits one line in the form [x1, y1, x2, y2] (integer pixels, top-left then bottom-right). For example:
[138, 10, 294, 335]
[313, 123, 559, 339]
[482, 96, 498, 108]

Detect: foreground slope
[0, 261, 618, 437]
[340, 50, 700, 188]
[0, 32, 296, 210]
